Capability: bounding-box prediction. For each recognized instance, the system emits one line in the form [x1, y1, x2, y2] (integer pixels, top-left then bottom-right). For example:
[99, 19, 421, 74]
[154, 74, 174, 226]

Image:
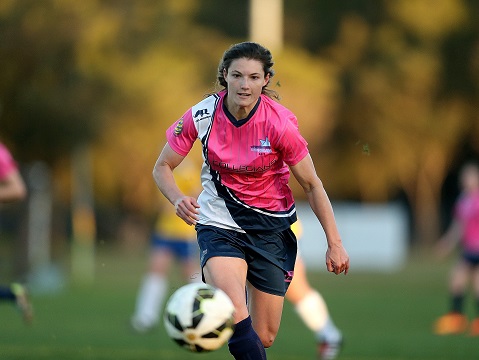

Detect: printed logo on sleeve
[193, 108, 211, 122]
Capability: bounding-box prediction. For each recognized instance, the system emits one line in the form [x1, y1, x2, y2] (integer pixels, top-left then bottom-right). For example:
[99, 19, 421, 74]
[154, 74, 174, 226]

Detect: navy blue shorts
[462, 252, 479, 267]
[196, 224, 297, 296]
[150, 233, 198, 261]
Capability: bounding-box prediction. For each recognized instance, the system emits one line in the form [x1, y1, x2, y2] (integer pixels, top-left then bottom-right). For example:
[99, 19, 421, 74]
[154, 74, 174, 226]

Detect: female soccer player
[434, 161, 479, 336]
[153, 42, 349, 359]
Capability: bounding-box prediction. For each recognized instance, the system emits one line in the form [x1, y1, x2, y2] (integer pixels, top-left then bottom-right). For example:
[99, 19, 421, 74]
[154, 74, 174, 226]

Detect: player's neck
[230, 108, 248, 121]
[224, 96, 251, 121]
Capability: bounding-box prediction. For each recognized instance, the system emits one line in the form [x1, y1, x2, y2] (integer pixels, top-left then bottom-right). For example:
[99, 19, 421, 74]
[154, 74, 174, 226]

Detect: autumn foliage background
[1, 0, 479, 255]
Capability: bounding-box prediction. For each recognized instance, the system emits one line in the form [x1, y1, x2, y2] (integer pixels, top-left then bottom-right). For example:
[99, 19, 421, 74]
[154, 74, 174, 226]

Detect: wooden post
[249, 0, 284, 53]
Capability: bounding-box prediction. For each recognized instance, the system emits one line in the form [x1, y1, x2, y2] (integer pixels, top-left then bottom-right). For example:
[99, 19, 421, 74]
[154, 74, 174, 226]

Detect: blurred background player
[0, 141, 33, 324]
[434, 161, 479, 336]
[287, 219, 343, 360]
[130, 159, 200, 333]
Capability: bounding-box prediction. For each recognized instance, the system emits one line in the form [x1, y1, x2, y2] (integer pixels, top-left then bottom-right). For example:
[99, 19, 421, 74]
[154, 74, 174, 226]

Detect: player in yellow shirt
[131, 160, 200, 332]
[287, 219, 343, 360]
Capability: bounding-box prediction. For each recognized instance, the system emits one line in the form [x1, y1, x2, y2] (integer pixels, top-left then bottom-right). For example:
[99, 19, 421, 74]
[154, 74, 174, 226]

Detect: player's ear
[263, 73, 270, 86]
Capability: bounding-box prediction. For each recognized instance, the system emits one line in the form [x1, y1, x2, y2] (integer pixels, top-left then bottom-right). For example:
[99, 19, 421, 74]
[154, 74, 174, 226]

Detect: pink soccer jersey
[166, 91, 309, 232]
[0, 143, 17, 181]
[455, 191, 479, 253]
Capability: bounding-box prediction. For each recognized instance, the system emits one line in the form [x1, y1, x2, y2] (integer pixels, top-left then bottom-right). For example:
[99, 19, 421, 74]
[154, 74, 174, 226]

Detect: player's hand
[326, 243, 349, 275]
[174, 196, 200, 226]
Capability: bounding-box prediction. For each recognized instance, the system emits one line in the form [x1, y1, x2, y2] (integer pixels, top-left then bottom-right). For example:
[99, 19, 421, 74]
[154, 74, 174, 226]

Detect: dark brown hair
[216, 42, 279, 100]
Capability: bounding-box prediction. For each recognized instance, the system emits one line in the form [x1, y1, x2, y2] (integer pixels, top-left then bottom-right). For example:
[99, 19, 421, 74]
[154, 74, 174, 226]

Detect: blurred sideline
[296, 201, 408, 272]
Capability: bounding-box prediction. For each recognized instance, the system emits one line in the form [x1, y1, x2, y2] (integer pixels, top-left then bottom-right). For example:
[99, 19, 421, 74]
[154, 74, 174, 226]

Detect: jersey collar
[222, 96, 261, 128]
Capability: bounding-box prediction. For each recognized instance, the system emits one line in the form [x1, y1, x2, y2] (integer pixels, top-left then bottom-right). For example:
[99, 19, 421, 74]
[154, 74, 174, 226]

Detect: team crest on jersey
[251, 137, 272, 154]
[173, 119, 184, 136]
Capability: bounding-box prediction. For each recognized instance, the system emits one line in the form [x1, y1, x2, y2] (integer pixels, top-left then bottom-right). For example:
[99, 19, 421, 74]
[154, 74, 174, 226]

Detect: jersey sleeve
[165, 109, 198, 156]
[277, 114, 309, 166]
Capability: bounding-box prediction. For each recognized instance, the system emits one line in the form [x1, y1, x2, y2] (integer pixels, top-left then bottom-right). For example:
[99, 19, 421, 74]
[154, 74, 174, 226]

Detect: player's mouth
[237, 92, 250, 98]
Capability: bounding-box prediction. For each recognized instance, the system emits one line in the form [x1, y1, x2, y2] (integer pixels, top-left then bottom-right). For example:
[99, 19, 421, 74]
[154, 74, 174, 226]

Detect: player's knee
[258, 330, 277, 348]
[260, 335, 275, 348]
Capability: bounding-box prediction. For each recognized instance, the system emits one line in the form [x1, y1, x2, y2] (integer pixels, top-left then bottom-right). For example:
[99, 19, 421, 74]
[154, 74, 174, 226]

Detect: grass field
[0, 249, 478, 360]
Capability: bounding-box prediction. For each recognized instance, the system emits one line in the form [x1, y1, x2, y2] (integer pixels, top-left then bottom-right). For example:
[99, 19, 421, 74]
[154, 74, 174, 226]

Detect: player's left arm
[290, 154, 349, 275]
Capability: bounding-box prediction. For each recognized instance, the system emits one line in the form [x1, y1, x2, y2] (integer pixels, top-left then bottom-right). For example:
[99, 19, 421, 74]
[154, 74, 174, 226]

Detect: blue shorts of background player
[150, 233, 198, 261]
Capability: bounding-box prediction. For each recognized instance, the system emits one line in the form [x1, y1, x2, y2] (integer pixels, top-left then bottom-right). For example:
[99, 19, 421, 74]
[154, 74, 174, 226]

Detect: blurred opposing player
[0, 141, 33, 324]
[130, 159, 201, 332]
[434, 161, 479, 336]
[287, 219, 343, 360]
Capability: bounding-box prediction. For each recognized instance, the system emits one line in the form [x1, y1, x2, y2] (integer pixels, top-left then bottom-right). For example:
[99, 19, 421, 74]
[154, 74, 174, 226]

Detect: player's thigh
[149, 248, 175, 274]
[180, 257, 201, 282]
[203, 256, 249, 323]
[248, 283, 284, 348]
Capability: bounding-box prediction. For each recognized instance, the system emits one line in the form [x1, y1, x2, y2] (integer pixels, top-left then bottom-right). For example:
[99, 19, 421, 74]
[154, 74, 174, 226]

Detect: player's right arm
[153, 143, 200, 226]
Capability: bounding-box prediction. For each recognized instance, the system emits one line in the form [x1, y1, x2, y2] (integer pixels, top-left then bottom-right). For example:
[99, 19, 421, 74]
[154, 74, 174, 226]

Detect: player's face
[223, 58, 270, 118]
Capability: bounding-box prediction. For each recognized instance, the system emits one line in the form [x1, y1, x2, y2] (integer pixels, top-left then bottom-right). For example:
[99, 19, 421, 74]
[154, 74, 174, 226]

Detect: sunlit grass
[0, 248, 477, 359]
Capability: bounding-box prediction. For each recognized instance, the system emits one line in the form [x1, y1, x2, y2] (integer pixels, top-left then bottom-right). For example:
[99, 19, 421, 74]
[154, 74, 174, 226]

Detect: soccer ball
[163, 282, 235, 352]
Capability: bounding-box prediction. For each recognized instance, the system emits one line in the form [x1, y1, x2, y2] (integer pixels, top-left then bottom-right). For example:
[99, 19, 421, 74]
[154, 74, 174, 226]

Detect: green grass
[0, 249, 477, 360]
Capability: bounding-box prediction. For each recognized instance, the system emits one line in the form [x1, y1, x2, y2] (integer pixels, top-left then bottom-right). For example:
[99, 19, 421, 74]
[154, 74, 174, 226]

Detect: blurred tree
[322, 0, 476, 245]
[283, 0, 381, 53]
[194, 0, 248, 39]
[0, 0, 115, 163]
[1, 0, 479, 251]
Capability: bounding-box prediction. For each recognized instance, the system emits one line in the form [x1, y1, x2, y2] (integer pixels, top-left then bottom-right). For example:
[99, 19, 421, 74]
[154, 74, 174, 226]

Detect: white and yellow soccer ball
[163, 282, 235, 352]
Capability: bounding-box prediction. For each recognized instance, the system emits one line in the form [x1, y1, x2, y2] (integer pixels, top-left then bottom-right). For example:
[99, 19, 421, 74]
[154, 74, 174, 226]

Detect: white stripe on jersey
[193, 95, 245, 232]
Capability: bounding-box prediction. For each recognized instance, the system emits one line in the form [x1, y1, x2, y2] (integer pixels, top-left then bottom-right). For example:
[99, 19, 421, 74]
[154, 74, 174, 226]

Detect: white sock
[294, 290, 342, 342]
[132, 273, 167, 328]
[295, 290, 328, 331]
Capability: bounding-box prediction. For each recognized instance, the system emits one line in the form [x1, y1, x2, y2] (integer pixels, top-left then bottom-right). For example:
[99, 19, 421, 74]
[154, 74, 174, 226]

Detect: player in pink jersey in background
[434, 161, 479, 336]
[0, 142, 33, 324]
[153, 42, 349, 360]
[0, 143, 26, 202]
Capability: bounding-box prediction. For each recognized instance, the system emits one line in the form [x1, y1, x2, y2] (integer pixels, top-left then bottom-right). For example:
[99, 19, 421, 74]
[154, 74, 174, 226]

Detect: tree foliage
[1, 0, 479, 245]
[0, 0, 114, 162]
